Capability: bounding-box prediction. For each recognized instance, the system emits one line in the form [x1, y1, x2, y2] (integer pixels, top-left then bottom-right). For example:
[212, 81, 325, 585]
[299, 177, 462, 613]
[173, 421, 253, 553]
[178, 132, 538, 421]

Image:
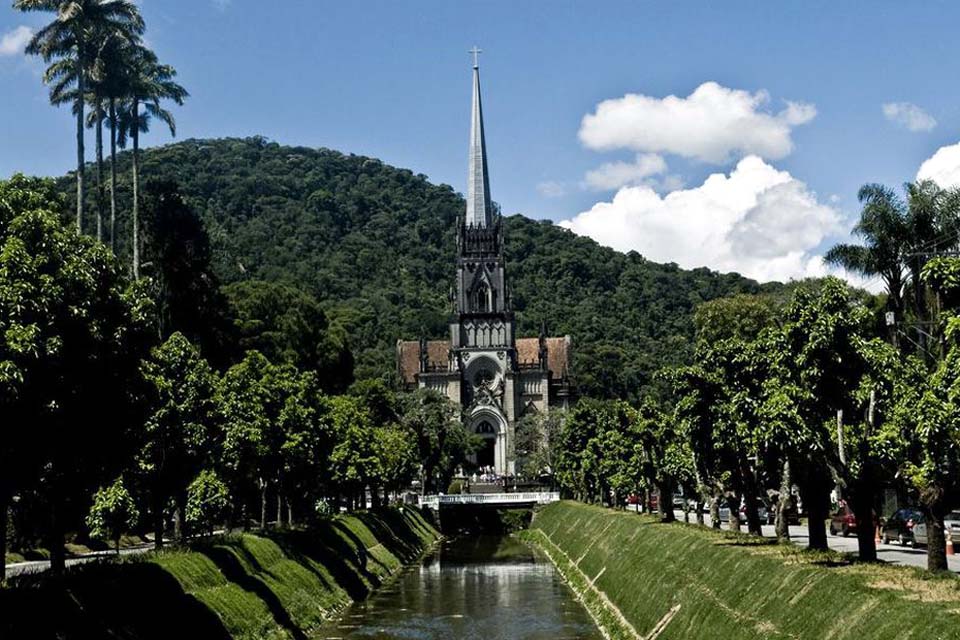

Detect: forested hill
[60, 136, 780, 399]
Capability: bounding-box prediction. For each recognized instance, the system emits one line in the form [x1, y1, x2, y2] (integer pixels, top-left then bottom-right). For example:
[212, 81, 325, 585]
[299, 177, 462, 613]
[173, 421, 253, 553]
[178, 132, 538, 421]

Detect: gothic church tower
[397, 52, 573, 476]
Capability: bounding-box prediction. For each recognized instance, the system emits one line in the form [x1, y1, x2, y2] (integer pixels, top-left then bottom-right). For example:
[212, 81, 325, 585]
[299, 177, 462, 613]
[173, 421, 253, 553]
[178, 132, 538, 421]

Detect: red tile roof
[398, 335, 570, 384]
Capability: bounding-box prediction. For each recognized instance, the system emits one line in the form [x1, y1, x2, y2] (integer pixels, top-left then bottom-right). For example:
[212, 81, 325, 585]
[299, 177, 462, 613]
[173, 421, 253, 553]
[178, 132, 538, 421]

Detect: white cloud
[558, 155, 846, 283]
[883, 102, 936, 132]
[0, 26, 32, 57]
[917, 142, 960, 188]
[583, 153, 667, 190]
[578, 82, 816, 164]
[536, 180, 567, 198]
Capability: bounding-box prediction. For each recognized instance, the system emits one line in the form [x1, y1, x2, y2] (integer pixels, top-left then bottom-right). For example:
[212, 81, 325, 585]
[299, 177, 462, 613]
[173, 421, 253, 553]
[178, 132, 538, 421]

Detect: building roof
[516, 336, 571, 377]
[396, 336, 571, 385]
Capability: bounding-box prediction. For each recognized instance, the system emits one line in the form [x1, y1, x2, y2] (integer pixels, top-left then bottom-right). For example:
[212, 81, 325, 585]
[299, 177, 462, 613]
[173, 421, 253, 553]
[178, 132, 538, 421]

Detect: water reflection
[315, 535, 601, 640]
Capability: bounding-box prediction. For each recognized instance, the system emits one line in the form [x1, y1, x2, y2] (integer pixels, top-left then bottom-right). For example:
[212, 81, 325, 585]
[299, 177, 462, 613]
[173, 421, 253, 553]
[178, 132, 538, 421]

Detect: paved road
[670, 509, 960, 573]
[5, 544, 154, 579]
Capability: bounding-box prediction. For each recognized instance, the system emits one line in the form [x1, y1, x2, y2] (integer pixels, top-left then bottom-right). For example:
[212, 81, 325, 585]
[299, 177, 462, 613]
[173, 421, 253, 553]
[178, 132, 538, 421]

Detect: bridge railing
[419, 492, 560, 508]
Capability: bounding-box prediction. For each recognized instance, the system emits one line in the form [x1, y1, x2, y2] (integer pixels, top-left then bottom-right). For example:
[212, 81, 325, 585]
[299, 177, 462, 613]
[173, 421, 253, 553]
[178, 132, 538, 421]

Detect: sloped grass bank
[1, 507, 438, 640]
[525, 501, 960, 640]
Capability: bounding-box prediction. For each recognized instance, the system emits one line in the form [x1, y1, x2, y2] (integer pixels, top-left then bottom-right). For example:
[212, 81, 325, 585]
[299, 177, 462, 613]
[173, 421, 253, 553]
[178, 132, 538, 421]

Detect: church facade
[396, 56, 573, 476]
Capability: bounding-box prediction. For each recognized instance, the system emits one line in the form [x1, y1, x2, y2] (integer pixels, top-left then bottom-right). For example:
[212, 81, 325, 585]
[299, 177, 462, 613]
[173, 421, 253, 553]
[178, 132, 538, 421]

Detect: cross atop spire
[465, 49, 493, 228]
[469, 46, 482, 69]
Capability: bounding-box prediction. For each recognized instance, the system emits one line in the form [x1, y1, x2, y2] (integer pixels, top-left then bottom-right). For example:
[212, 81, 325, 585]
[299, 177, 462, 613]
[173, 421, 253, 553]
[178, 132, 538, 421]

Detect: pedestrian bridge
[419, 492, 560, 509]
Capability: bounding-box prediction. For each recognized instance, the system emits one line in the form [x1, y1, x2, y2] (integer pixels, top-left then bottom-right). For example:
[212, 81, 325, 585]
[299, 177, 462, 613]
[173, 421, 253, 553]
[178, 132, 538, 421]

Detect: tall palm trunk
[95, 99, 105, 242]
[131, 97, 140, 278]
[75, 65, 86, 233]
[109, 98, 118, 252]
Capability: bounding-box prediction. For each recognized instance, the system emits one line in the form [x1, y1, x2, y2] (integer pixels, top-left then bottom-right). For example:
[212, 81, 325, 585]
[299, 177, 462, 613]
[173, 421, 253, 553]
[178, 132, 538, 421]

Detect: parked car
[881, 508, 924, 547]
[911, 511, 960, 547]
[829, 504, 857, 537]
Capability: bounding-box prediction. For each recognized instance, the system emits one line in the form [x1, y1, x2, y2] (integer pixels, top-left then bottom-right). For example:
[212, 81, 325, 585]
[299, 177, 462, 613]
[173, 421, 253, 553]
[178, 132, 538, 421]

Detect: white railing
[419, 492, 560, 508]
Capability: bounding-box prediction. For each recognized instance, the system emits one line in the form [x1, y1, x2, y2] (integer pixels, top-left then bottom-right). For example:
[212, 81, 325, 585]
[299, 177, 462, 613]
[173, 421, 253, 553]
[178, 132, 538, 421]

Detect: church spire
[465, 46, 493, 228]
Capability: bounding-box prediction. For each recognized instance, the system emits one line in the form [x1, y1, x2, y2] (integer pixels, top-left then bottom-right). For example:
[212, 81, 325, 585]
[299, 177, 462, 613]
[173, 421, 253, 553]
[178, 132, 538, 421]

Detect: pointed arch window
[473, 281, 493, 312]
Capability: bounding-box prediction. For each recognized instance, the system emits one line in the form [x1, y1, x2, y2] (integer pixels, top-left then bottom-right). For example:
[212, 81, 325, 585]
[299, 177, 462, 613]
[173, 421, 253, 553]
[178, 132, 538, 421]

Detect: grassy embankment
[1, 506, 438, 640]
[524, 501, 960, 640]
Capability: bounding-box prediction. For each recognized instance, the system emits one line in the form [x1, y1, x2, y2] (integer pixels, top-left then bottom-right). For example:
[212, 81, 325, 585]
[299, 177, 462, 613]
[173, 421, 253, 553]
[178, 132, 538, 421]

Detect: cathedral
[397, 54, 573, 476]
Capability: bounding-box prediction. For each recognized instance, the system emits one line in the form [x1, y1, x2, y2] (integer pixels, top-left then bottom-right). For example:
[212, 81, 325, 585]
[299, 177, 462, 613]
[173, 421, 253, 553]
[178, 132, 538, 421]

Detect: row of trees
[0, 175, 472, 581]
[16, 0, 187, 275]
[548, 179, 960, 574]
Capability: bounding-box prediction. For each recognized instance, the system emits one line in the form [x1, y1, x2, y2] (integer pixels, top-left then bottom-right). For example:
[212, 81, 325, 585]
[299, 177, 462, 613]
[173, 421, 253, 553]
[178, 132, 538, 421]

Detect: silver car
[911, 511, 960, 546]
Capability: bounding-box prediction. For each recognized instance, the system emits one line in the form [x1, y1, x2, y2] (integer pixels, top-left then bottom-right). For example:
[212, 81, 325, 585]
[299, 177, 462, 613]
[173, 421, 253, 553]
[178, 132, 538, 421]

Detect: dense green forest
[58, 136, 782, 398]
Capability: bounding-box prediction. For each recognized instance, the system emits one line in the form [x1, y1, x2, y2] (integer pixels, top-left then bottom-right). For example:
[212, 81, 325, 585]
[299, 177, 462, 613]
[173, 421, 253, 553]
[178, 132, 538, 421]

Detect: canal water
[314, 535, 602, 640]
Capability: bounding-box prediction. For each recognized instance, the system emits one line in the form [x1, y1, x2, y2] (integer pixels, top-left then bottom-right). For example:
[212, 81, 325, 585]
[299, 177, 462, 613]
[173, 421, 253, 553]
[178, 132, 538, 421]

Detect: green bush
[86, 477, 139, 553]
[186, 470, 230, 536]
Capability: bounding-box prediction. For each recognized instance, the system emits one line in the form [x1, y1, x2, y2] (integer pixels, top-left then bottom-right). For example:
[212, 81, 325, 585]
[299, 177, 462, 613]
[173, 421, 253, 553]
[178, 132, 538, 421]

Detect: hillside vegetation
[1, 507, 438, 640]
[526, 501, 960, 639]
[63, 137, 781, 396]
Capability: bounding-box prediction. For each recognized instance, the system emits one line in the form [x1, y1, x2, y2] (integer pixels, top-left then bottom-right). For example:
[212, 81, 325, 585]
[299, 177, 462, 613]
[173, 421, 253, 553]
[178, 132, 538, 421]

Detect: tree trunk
[259, 479, 267, 530]
[132, 98, 141, 279]
[658, 480, 675, 522]
[109, 98, 118, 253]
[153, 485, 165, 549]
[923, 498, 949, 572]
[287, 501, 294, 528]
[75, 68, 85, 233]
[276, 491, 282, 528]
[710, 494, 721, 529]
[801, 476, 830, 551]
[775, 459, 792, 542]
[743, 493, 762, 536]
[48, 497, 66, 577]
[726, 493, 741, 532]
[850, 462, 878, 562]
[695, 501, 705, 526]
[0, 485, 9, 585]
[174, 490, 187, 543]
[95, 100, 105, 242]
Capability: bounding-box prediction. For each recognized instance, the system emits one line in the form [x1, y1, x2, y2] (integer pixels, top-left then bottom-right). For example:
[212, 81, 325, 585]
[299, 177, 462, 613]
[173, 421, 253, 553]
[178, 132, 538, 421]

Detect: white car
[911, 510, 960, 546]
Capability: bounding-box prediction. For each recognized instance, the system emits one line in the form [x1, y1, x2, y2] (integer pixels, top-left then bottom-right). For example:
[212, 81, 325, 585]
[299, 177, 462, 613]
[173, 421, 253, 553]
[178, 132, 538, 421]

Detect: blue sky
[3, 1, 960, 284]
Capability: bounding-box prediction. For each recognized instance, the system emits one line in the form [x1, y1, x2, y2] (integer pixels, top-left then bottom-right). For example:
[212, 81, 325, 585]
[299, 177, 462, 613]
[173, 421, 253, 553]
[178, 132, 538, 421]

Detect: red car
[829, 504, 857, 537]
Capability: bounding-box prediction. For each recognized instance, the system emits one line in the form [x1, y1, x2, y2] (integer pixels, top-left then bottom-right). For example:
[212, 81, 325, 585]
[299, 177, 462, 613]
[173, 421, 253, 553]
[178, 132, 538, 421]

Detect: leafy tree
[278, 370, 334, 525]
[398, 389, 471, 495]
[86, 477, 139, 553]
[765, 278, 871, 550]
[329, 395, 379, 509]
[143, 181, 233, 364]
[15, 0, 144, 231]
[0, 175, 153, 576]
[219, 351, 293, 529]
[140, 332, 220, 546]
[185, 470, 230, 537]
[514, 412, 563, 479]
[694, 293, 779, 344]
[224, 279, 353, 390]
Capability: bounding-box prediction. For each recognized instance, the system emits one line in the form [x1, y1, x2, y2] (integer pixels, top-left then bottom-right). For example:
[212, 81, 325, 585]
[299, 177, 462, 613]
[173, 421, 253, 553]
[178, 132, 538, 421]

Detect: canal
[315, 535, 602, 639]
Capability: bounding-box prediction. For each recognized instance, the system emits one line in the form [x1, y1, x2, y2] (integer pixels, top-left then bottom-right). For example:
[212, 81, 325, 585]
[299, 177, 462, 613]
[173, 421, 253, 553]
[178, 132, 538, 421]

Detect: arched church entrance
[475, 420, 496, 468]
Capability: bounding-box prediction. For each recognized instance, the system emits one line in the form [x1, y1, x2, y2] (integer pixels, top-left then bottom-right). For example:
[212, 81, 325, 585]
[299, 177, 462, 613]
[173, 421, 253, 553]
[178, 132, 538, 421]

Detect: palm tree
[15, 0, 144, 233]
[825, 183, 910, 319]
[87, 29, 138, 248]
[827, 180, 960, 350]
[118, 45, 188, 278]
